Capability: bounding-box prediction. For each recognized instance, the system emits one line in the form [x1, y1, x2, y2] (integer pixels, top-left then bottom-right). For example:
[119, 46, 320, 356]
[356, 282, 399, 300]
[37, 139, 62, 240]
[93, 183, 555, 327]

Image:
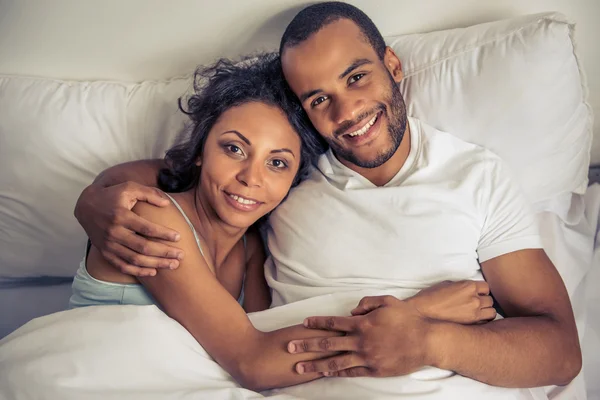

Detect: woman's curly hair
[158, 52, 326, 193]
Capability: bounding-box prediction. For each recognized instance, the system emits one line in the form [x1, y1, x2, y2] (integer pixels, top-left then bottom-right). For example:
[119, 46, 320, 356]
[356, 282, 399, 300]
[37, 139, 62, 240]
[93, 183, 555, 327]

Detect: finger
[100, 249, 157, 277]
[296, 354, 365, 374]
[479, 295, 494, 309]
[475, 281, 490, 295]
[112, 228, 184, 260]
[107, 241, 180, 270]
[130, 184, 171, 208]
[288, 336, 359, 353]
[303, 316, 357, 332]
[351, 296, 388, 315]
[327, 367, 371, 378]
[480, 307, 497, 321]
[125, 212, 181, 242]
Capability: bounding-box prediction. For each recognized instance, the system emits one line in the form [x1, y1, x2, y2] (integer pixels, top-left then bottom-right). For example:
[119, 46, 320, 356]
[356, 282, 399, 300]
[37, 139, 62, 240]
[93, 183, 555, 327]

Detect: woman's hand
[74, 181, 184, 276]
[401, 280, 497, 324]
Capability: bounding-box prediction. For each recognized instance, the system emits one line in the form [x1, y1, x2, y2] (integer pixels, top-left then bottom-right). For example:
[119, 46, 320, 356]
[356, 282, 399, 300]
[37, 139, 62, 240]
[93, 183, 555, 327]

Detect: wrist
[406, 294, 431, 319]
[405, 294, 422, 312]
[422, 320, 447, 369]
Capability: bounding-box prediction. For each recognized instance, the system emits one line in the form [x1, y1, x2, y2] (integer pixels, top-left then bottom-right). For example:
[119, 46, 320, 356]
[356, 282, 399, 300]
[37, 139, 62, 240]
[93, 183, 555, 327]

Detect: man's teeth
[229, 194, 257, 205]
[347, 114, 378, 137]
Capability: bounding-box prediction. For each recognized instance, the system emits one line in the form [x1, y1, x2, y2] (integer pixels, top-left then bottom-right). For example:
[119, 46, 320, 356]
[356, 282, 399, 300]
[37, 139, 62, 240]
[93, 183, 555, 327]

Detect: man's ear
[383, 47, 403, 83]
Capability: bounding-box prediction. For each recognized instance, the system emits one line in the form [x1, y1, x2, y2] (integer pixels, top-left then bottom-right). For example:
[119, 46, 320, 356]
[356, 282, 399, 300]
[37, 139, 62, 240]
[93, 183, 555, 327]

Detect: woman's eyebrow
[221, 130, 250, 145]
[271, 148, 296, 158]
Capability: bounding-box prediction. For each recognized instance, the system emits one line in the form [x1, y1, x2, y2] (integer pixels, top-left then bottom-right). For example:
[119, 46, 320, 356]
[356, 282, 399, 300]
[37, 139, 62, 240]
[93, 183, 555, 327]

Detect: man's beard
[327, 76, 407, 169]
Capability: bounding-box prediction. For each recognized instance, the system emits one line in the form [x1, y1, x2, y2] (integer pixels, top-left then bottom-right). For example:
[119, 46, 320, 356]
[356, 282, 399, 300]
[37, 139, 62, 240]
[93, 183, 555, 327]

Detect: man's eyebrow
[298, 58, 373, 103]
[271, 148, 296, 158]
[221, 130, 250, 145]
[339, 58, 372, 80]
[299, 89, 322, 103]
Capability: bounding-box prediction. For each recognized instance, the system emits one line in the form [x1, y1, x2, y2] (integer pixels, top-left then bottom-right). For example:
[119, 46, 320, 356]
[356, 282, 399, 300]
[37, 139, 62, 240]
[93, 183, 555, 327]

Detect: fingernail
[303, 319, 309, 327]
[177, 252, 184, 260]
[323, 372, 332, 377]
[150, 270, 156, 277]
[169, 261, 178, 269]
[287, 343, 296, 353]
[173, 234, 181, 241]
[296, 364, 305, 374]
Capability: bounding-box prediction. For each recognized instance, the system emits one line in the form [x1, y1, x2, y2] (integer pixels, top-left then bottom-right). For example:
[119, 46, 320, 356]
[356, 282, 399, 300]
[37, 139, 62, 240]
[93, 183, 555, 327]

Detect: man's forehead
[281, 19, 377, 86]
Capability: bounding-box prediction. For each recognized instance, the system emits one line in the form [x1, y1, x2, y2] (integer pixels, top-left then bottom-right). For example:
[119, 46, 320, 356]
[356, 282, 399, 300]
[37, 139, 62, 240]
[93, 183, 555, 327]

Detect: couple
[71, 1, 582, 392]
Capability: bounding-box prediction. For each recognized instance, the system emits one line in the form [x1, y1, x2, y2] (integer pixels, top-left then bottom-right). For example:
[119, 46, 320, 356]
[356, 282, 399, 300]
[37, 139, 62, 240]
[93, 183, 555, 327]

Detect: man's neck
[337, 124, 411, 187]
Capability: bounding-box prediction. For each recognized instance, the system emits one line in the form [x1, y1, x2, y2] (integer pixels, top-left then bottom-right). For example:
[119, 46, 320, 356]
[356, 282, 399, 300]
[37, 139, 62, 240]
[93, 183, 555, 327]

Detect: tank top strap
[163, 193, 206, 259]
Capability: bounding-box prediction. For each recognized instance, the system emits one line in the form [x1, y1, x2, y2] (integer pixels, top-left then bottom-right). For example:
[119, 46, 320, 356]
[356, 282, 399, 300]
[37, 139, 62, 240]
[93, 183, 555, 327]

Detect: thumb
[132, 186, 170, 208]
[351, 296, 387, 315]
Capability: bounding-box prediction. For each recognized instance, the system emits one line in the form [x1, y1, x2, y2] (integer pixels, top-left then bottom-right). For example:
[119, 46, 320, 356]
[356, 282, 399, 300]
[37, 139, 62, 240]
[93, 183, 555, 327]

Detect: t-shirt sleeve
[476, 155, 543, 263]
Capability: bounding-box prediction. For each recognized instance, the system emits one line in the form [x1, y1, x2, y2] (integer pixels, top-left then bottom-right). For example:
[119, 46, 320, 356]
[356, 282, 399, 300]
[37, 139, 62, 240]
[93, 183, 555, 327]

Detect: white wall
[1, 0, 598, 163]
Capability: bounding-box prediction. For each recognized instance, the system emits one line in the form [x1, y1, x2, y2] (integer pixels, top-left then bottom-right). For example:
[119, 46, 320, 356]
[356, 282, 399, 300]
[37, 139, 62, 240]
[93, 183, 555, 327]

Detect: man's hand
[74, 181, 184, 277]
[405, 280, 497, 324]
[287, 296, 431, 377]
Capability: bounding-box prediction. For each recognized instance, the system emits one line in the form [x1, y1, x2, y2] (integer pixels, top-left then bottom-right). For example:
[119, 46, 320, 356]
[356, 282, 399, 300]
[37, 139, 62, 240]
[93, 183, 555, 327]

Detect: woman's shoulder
[132, 192, 194, 236]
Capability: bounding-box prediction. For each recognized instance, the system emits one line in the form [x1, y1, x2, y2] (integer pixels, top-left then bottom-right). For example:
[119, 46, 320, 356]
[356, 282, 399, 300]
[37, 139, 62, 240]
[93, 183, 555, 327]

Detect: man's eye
[311, 96, 327, 108]
[349, 73, 365, 84]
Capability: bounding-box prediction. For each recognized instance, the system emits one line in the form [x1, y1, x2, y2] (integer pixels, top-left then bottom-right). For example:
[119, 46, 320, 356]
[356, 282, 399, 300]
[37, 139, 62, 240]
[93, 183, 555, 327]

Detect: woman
[70, 53, 492, 391]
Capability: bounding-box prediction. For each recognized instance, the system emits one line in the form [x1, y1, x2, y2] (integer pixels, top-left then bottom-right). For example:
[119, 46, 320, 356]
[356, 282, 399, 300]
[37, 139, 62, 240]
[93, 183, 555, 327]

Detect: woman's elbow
[235, 361, 270, 392]
[555, 344, 582, 386]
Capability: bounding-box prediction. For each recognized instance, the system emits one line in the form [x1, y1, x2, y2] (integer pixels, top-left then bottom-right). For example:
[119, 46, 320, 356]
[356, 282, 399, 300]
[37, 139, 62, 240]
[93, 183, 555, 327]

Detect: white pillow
[0, 76, 187, 279]
[388, 12, 592, 205]
[0, 12, 592, 279]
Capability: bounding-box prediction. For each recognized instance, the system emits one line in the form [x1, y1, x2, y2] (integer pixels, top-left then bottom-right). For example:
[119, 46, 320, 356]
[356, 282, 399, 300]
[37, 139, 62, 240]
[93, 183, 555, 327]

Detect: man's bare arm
[91, 159, 166, 187]
[75, 159, 184, 276]
[291, 249, 581, 387]
[423, 249, 581, 387]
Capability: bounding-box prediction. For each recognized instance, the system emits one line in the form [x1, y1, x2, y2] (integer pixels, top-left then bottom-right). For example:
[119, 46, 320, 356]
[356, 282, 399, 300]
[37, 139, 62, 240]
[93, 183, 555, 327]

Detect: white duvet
[2, 189, 598, 400]
[0, 288, 552, 400]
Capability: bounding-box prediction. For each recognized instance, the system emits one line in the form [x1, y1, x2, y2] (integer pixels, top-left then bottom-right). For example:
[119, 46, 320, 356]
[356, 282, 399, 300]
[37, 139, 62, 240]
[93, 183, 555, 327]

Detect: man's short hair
[279, 2, 386, 60]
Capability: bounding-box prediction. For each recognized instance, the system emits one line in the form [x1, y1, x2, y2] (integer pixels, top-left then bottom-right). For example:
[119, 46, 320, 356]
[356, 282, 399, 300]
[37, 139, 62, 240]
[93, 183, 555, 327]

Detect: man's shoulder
[414, 118, 502, 176]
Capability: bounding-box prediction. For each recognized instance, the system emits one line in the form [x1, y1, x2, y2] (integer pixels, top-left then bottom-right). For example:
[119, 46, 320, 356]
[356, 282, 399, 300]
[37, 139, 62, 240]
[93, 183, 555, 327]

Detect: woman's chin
[217, 211, 263, 230]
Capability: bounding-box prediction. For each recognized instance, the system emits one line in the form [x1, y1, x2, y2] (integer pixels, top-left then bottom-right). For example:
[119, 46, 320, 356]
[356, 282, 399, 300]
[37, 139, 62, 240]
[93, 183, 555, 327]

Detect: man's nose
[332, 96, 363, 129]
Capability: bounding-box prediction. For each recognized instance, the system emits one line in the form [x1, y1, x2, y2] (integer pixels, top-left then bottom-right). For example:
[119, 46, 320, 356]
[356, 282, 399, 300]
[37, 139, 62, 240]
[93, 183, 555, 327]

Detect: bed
[0, 3, 598, 400]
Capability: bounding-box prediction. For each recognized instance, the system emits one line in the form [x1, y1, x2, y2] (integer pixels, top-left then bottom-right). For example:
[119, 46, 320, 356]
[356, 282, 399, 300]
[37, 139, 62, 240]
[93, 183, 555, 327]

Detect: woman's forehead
[211, 102, 301, 150]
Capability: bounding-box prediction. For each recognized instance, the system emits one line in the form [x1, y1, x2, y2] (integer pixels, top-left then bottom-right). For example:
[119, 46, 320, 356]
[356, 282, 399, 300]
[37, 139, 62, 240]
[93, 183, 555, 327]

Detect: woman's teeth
[347, 114, 378, 137]
[229, 194, 257, 205]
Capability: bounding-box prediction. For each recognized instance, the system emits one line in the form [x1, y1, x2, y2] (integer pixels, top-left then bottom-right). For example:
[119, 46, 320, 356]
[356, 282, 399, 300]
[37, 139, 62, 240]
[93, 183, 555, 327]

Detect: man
[75, 1, 581, 388]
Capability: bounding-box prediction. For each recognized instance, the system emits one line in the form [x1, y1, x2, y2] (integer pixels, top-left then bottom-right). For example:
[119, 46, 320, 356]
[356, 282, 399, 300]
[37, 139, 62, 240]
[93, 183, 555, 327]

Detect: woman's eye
[311, 96, 327, 108]
[269, 159, 288, 169]
[227, 145, 243, 155]
[349, 73, 365, 84]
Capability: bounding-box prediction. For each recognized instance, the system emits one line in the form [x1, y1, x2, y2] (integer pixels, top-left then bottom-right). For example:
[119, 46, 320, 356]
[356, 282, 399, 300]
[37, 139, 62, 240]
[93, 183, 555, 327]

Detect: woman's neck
[183, 188, 246, 268]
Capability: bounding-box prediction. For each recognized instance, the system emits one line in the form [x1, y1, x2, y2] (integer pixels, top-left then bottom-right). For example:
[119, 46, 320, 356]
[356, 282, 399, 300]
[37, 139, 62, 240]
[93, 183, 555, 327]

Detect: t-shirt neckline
[321, 116, 422, 189]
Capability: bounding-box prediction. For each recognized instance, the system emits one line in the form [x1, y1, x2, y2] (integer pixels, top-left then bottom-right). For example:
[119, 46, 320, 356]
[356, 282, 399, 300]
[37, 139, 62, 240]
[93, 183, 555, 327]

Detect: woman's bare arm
[121, 201, 340, 391]
[75, 159, 184, 276]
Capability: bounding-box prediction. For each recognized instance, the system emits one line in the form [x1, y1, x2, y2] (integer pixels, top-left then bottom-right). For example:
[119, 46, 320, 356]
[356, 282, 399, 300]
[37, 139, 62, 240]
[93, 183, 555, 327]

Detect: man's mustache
[333, 104, 386, 138]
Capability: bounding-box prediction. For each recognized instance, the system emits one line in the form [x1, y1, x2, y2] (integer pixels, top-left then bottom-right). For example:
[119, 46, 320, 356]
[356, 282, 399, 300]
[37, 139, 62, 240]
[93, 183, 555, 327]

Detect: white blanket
[0, 289, 550, 400]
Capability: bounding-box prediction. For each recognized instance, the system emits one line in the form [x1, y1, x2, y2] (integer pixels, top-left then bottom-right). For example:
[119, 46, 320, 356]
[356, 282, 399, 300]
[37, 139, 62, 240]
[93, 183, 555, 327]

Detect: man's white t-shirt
[265, 117, 542, 306]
